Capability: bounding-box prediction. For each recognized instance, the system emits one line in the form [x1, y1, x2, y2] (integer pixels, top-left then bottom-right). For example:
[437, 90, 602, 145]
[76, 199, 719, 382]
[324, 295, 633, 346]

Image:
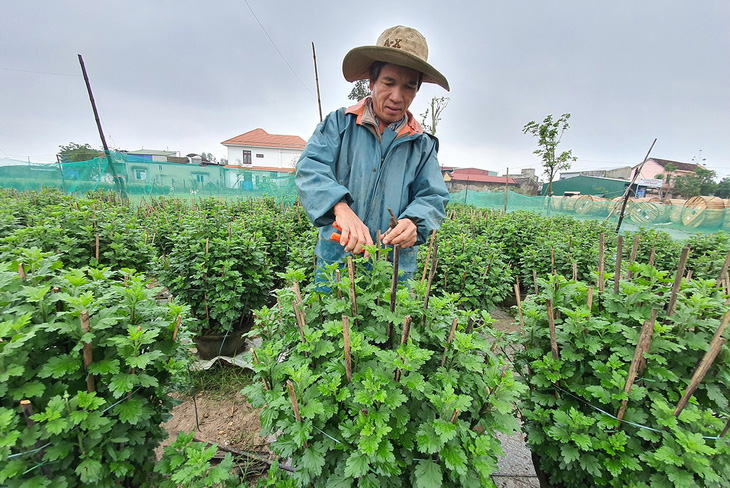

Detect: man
[295, 25, 450, 283]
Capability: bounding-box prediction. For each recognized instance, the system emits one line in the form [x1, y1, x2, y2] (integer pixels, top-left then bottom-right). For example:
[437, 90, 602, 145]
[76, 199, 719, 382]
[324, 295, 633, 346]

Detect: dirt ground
[161, 307, 539, 487]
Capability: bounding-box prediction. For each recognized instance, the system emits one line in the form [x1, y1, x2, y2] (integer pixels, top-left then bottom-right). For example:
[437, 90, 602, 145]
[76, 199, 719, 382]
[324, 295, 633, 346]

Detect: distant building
[445, 167, 517, 192]
[221, 129, 306, 171]
[560, 166, 633, 180]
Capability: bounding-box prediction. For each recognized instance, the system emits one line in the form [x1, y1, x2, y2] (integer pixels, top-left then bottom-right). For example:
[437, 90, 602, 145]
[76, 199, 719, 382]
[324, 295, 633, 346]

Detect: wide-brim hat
[342, 25, 450, 91]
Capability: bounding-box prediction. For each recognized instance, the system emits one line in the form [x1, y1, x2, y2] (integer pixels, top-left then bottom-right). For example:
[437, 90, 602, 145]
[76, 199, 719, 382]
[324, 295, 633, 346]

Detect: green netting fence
[2, 155, 728, 235]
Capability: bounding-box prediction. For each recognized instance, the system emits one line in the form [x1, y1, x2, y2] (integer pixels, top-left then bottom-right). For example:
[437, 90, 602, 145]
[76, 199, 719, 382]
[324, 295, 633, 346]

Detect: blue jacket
[295, 98, 450, 273]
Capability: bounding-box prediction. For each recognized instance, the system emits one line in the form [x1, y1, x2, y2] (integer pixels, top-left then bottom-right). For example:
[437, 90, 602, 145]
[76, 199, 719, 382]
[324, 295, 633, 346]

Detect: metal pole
[311, 42, 323, 122]
[77, 54, 127, 199]
[504, 167, 509, 213]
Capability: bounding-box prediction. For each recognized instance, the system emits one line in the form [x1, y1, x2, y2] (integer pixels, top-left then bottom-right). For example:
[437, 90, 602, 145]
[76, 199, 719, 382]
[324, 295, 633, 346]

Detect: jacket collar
[345, 97, 424, 138]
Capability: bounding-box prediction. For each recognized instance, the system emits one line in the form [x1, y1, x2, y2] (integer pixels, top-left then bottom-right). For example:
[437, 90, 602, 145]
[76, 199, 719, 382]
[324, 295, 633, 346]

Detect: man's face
[369, 63, 420, 126]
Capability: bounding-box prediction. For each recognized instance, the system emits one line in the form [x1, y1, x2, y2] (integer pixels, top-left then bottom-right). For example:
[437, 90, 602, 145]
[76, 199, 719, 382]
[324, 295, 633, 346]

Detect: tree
[58, 142, 102, 163]
[347, 80, 371, 101]
[716, 178, 730, 199]
[656, 162, 677, 198]
[522, 113, 577, 196]
[671, 167, 717, 198]
[420, 96, 449, 135]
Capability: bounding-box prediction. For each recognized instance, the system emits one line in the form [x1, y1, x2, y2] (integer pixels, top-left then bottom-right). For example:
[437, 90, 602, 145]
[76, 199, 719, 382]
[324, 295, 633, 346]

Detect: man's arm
[295, 110, 373, 254]
[395, 136, 450, 246]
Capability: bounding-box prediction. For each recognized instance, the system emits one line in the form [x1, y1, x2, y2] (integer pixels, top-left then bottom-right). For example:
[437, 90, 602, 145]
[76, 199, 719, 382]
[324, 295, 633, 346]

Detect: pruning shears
[330, 208, 400, 252]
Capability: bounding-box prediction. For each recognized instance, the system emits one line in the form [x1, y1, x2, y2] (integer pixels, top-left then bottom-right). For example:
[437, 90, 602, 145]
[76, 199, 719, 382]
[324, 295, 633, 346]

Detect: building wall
[226, 146, 303, 169]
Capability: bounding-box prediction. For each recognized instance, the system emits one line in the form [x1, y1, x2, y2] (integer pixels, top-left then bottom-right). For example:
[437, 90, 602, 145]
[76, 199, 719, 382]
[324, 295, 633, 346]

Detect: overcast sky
[1, 1, 728, 180]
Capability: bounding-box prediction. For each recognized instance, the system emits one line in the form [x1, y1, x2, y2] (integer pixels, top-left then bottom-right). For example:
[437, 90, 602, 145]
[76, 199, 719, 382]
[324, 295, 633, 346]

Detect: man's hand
[381, 218, 417, 248]
[333, 202, 373, 255]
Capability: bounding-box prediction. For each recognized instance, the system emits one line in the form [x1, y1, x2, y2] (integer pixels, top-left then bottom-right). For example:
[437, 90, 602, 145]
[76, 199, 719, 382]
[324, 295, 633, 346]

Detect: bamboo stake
[95, 233, 100, 261]
[342, 316, 352, 383]
[614, 235, 623, 293]
[648, 245, 656, 268]
[388, 245, 400, 348]
[347, 257, 357, 326]
[424, 243, 439, 310]
[720, 418, 730, 438]
[172, 314, 182, 342]
[80, 310, 95, 393]
[545, 299, 559, 360]
[587, 287, 594, 311]
[674, 336, 726, 417]
[18, 263, 26, 281]
[572, 262, 577, 281]
[514, 283, 524, 328]
[375, 230, 382, 261]
[394, 315, 412, 382]
[550, 247, 556, 274]
[450, 409, 460, 424]
[292, 302, 306, 343]
[292, 281, 304, 309]
[441, 318, 459, 367]
[335, 270, 342, 300]
[667, 246, 690, 317]
[286, 380, 307, 448]
[598, 233, 605, 293]
[715, 250, 730, 289]
[617, 311, 657, 420]
[421, 230, 436, 284]
[625, 235, 640, 280]
[533, 270, 539, 295]
[710, 309, 730, 348]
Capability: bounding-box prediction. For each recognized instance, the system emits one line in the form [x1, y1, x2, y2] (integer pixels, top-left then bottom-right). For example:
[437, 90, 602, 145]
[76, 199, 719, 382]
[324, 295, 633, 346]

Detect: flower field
[1, 188, 728, 487]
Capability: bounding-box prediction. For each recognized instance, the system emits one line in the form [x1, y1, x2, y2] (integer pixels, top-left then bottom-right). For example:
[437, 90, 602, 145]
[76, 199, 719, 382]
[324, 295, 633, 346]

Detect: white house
[221, 128, 306, 171]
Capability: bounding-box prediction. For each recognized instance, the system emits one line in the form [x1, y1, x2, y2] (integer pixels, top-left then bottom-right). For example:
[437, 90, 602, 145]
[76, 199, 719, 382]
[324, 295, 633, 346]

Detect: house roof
[221, 128, 306, 150]
[451, 167, 494, 176]
[641, 158, 704, 173]
[450, 170, 517, 184]
[223, 165, 294, 173]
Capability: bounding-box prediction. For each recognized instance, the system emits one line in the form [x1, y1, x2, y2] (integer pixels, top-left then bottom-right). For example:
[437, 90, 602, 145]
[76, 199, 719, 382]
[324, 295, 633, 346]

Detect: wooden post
[172, 314, 182, 342]
[533, 270, 539, 295]
[342, 316, 352, 383]
[335, 269, 342, 300]
[388, 245, 400, 348]
[394, 315, 412, 382]
[292, 302, 306, 343]
[80, 310, 96, 393]
[514, 283, 524, 328]
[626, 234, 640, 280]
[421, 230, 436, 284]
[667, 246, 690, 317]
[286, 380, 307, 448]
[347, 257, 357, 326]
[545, 299, 559, 360]
[674, 336, 726, 417]
[598, 233, 605, 293]
[715, 250, 730, 289]
[18, 263, 26, 281]
[648, 245, 656, 268]
[614, 235, 623, 294]
[587, 287, 594, 311]
[617, 311, 656, 420]
[572, 262, 578, 281]
[292, 281, 304, 309]
[441, 318, 459, 367]
[504, 167, 509, 213]
[95, 233, 100, 261]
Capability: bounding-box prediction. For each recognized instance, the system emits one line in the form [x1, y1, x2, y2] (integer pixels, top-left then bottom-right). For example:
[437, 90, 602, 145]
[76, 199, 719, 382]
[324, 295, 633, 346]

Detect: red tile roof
[450, 169, 517, 184]
[221, 128, 306, 150]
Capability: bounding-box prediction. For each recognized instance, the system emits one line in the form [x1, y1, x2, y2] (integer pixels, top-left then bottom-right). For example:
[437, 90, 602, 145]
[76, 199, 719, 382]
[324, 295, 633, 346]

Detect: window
[195, 174, 206, 183]
[242, 151, 251, 165]
[256, 153, 264, 158]
[158, 165, 163, 171]
[135, 169, 147, 180]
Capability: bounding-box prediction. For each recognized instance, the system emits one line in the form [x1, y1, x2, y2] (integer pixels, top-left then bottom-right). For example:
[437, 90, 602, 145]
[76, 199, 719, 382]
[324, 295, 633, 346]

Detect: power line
[242, 0, 316, 98]
[0, 67, 80, 77]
